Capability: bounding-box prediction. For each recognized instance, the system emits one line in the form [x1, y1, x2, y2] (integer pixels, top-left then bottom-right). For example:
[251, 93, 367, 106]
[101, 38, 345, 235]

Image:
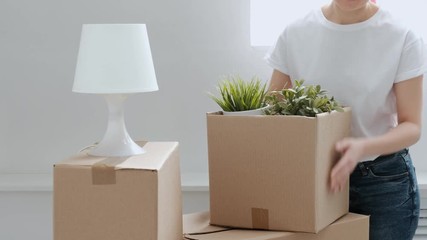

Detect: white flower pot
[222, 105, 270, 116]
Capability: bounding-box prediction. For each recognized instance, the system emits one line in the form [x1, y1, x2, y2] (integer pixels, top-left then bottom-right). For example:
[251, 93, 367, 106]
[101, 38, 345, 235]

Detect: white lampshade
[72, 24, 158, 157]
[73, 24, 158, 93]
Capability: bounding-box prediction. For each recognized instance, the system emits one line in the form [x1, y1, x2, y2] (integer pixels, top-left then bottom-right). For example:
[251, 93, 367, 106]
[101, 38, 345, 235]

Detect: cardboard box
[183, 211, 369, 240]
[54, 142, 182, 240]
[207, 109, 351, 233]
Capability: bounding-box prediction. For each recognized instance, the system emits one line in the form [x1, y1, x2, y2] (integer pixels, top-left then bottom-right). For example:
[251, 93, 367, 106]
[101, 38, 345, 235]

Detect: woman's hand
[330, 138, 365, 193]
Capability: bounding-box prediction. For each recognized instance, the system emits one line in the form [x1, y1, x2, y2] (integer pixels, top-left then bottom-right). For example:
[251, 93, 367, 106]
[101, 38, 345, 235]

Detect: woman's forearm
[361, 76, 423, 159]
[360, 121, 421, 159]
[268, 70, 292, 91]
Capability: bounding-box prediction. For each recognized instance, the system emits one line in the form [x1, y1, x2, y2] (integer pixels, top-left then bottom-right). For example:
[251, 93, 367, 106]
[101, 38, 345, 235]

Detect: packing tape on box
[184, 229, 232, 240]
[252, 208, 269, 230]
[91, 141, 148, 185]
[91, 158, 126, 185]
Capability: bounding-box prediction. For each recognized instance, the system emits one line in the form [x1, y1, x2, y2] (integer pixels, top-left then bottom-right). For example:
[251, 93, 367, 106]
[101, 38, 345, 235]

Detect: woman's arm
[268, 69, 292, 91]
[330, 75, 423, 192]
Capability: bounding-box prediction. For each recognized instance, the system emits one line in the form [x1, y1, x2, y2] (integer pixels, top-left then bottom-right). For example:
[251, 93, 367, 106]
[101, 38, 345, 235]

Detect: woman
[265, 0, 426, 239]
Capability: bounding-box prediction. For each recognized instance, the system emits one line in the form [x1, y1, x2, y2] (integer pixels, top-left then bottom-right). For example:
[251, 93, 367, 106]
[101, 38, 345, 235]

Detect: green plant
[264, 80, 343, 117]
[209, 75, 267, 112]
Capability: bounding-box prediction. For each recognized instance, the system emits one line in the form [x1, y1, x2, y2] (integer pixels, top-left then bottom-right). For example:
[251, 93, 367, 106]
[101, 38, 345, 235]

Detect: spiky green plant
[264, 80, 343, 117]
[209, 75, 267, 112]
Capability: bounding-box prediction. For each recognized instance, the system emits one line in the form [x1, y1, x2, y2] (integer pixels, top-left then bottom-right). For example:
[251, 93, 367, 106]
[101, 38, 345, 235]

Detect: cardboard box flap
[207, 111, 316, 120]
[208, 107, 351, 118]
[183, 212, 368, 240]
[329, 212, 369, 226]
[55, 141, 178, 171]
[184, 211, 229, 234]
[183, 212, 292, 240]
[314, 107, 351, 118]
[185, 230, 294, 240]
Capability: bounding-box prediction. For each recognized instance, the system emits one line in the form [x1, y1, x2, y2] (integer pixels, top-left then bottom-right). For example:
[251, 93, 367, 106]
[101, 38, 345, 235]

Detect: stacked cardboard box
[183, 211, 369, 240]
[53, 107, 368, 240]
[54, 141, 182, 240]
[206, 108, 361, 234]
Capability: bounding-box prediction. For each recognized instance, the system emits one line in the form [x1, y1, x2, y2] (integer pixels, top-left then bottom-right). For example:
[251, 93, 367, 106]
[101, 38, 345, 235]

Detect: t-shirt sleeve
[395, 30, 427, 83]
[264, 29, 290, 75]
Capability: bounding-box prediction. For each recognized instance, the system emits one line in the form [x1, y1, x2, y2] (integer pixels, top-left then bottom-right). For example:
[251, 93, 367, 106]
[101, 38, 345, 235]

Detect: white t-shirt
[266, 8, 426, 146]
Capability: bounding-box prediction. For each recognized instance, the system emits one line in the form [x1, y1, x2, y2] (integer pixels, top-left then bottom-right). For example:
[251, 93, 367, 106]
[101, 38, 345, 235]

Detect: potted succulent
[209, 75, 268, 115]
[264, 80, 344, 116]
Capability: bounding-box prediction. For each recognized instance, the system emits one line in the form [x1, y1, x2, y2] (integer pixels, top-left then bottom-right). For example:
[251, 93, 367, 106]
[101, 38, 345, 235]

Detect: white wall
[0, 0, 270, 178]
[1, 0, 427, 180]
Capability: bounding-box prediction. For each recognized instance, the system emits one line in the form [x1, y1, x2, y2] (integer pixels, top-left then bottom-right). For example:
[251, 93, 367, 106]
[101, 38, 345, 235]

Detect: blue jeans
[350, 149, 419, 240]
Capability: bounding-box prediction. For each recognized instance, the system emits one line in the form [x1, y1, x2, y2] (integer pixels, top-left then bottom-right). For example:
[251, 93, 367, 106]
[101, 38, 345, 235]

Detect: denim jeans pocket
[368, 153, 409, 181]
[350, 150, 419, 240]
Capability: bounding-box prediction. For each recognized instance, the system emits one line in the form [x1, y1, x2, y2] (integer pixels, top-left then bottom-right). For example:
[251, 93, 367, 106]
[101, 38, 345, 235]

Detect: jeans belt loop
[404, 148, 409, 155]
[357, 162, 369, 176]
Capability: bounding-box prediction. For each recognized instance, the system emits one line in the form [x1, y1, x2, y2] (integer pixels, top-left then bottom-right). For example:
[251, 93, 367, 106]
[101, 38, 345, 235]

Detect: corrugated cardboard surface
[207, 109, 351, 233]
[54, 142, 182, 240]
[158, 146, 183, 240]
[57, 142, 172, 171]
[183, 211, 369, 240]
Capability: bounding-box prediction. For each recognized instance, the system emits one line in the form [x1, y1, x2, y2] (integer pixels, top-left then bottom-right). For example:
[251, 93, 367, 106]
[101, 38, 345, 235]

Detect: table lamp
[73, 24, 158, 157]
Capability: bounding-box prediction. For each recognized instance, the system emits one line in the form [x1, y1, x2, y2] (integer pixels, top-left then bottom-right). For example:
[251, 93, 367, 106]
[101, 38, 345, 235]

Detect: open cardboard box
[207, 108, 352, 233]
[54, 142, 182, 240]
[183, 211, 369, 240]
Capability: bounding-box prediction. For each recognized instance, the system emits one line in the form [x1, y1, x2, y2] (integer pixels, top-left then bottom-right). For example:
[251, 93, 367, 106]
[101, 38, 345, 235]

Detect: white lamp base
[89, 94, 144, 157]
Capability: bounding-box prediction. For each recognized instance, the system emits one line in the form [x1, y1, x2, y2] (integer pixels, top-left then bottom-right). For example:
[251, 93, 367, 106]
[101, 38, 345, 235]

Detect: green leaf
[208, 75, 267, 112]
[262, 79, 343, 117]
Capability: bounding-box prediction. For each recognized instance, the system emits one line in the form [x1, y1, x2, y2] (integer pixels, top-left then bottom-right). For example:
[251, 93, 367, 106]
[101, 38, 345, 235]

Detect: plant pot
[222, 105, 270, 116]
